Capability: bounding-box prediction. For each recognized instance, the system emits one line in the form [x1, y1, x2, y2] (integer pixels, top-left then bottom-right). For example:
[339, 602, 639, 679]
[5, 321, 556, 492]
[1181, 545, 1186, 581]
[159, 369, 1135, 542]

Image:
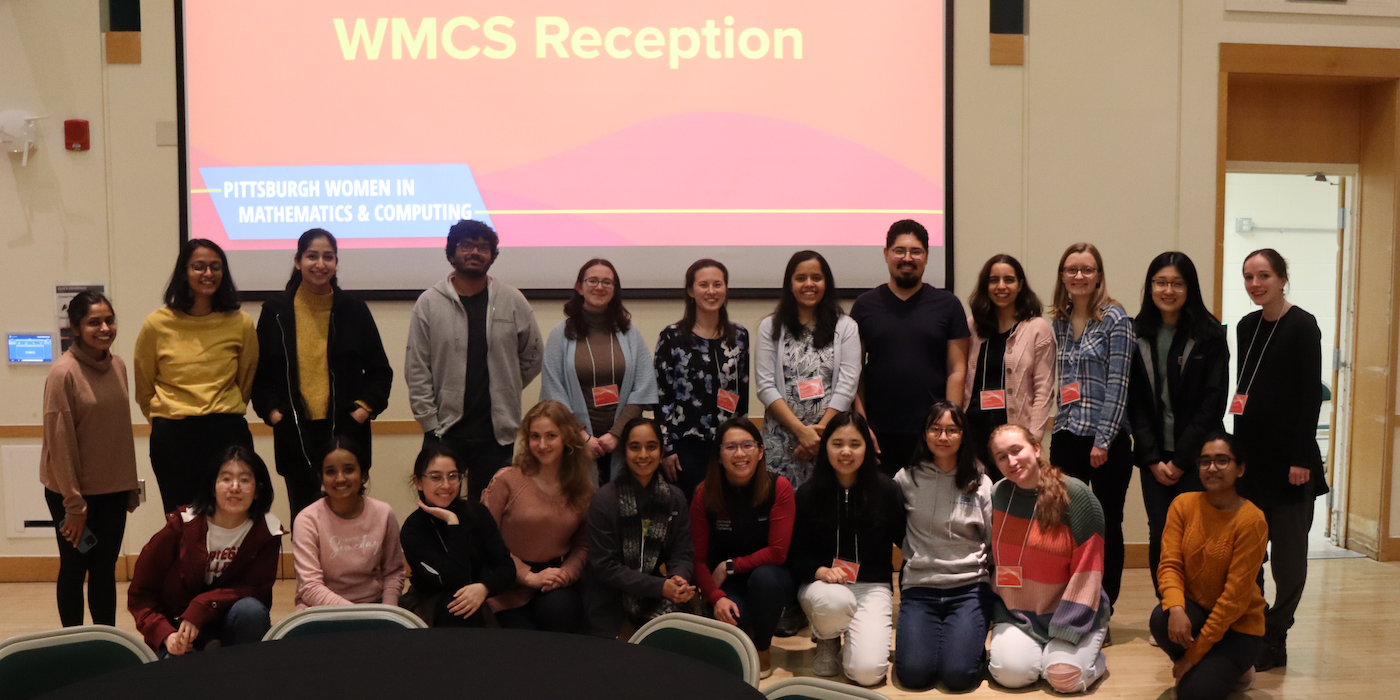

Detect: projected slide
[181, 1, 948, 291]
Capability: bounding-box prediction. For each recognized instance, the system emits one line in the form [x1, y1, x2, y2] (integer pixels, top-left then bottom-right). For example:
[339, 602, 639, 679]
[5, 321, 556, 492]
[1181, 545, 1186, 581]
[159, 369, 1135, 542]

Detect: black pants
[1051, 430, 1132, 607]
[717, 564, 796, 652]
[149, 414, 254, 514]
[1150, 598, 1262, 700]
[873, 430, 921, 477]
[423, 431, 514, 502]
[1140, 450, 1204, 596]
[1255, 488, 1315, 644]
[44, 489, 127, 627]
[670, 437, 712, 502]
[495, 586, 583, 633]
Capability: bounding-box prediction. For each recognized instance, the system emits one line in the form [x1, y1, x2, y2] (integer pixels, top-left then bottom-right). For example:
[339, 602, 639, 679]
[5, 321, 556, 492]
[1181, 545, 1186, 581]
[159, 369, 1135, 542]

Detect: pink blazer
[962, 316, 1057, 443]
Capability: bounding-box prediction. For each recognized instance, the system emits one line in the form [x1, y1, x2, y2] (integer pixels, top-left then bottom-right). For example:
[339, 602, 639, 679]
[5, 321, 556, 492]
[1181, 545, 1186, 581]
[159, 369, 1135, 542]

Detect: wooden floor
[3, 558, 1397, 699]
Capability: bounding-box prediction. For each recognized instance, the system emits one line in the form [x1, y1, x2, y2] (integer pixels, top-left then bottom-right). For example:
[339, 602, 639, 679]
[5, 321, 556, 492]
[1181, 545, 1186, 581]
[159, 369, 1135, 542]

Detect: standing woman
[482, 401, 594, 632]
[985, 424, 1110, 694]
[1231, 248, 1326, 671]
[789, 411, 905, 686]
[756, 251, 861, 489]
[135, 239, 258, 513]
[253, 229, 393, 524]
[1128, 252, 1229, 595]
[541, 259, 658, 485]
[691, 417, 797, 678]
[655, 259, 751, 499]
[1049, 242, 1135, 609]
[41, 291, 140, 627]
[964, 254, 1055, 480]
[893, 402, 993, 692]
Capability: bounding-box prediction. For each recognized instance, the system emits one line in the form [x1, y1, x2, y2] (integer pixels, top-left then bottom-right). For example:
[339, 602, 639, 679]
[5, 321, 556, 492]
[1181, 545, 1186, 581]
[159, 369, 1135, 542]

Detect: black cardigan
[586, 477, 694, 599]
[251, 286, 393, 431]
[399, 499, 516, 599]
[1127, 321, 1230, 468]
[788, 471, 906, 585]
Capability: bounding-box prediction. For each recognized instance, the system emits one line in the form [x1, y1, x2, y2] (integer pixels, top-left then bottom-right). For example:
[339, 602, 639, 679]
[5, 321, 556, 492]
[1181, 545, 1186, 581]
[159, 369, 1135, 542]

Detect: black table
[36, 628, 766, 700]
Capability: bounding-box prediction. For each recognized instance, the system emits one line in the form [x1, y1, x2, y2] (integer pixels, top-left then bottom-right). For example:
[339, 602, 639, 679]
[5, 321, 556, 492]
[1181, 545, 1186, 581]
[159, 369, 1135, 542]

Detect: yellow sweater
[294, 286, 334, 420]
[133, 307, 259, 420]
[1157, 492, 1269, 666]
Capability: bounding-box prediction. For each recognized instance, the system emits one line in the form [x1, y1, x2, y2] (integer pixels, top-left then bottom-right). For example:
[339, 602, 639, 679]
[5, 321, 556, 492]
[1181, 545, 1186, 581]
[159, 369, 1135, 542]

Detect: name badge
[1060, 381, 1082, 405]
[1229, 394, 1248, 415]
[592, 384, 620, 408]
[798, 378, 826, 400]
[832, 558, 860, 581]
[996, 566, 1024, 589]
[980, 389, 1007, 410]
[717, 389, 740, 414]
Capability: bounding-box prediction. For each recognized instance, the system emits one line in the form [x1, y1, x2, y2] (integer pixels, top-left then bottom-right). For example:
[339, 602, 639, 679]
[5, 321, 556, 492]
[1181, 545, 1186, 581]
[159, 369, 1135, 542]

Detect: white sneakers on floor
[812, 637, 842, 677]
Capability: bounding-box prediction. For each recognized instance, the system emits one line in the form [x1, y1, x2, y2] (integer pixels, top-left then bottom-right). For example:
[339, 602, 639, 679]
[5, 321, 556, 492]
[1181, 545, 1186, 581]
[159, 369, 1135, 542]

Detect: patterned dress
[761, 328, 834, 489]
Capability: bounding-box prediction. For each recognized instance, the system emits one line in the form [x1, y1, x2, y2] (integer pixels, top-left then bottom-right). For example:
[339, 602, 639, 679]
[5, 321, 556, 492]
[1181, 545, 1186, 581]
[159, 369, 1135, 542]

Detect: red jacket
[127, 508, 283, 651]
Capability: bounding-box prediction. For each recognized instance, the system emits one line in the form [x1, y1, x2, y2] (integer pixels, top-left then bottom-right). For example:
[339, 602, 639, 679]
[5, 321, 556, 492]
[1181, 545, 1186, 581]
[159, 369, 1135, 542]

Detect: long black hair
[807, 411, 887, 523]
[771, 250, 842, 349]
[908, 401, 982, 492]
[677, 259, 738, 345]
[563, 258, 632, 340]
[1135, 251, 1220, 340]
[968, 254, 1042, 339]
[164, 239, 241, 312]
[188, 445, 275, 518]
[284, 228, 339, 293]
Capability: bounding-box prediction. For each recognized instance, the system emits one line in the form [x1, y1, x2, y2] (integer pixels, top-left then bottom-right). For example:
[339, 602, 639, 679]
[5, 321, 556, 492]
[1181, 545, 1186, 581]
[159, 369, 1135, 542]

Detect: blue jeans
[895, 583, 989, 691]
[718, 565, 795, 652]
[163, 597, 269, 657]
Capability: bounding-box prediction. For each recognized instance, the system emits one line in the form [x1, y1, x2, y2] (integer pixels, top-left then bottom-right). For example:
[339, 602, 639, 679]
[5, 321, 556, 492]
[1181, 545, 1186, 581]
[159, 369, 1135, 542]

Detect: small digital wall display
[8, 334, 54, 364]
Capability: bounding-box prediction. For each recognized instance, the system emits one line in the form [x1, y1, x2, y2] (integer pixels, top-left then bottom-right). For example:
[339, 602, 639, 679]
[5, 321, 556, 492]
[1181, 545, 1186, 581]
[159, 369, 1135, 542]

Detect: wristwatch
[724, 559, 735, 575]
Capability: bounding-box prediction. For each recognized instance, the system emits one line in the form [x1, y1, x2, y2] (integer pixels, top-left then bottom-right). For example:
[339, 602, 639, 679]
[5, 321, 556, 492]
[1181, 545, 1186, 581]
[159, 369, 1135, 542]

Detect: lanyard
[981, 323, 1016, 394]
[584, 334, 618, 390]
[1236, 316, 1280, 396]
[706, 335, 731, 398]
[993, 489, 1034, 572]
[835, 488, 859, 564]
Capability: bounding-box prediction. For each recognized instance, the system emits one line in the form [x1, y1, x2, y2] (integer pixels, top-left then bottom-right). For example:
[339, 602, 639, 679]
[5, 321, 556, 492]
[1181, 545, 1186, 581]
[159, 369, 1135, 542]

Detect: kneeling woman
[584, 417, 696, 638]
[691, 417, 796, 679]
[293, 435, 405, 608]
[1151, 433, 1267, 700]
[790, 412, 905, 686]
[482, 401, 594, 632]
[893, 402, 993, 692]
[128, 447, 282, 655]
[399, 444, 516, 627]
[986, 424, 1110, 694]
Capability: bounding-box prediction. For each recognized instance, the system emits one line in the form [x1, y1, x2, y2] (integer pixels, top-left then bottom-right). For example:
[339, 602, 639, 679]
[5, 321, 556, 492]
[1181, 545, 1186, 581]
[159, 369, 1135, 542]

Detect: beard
[893, 271, 921, 289]
[454, 258, 490, 278]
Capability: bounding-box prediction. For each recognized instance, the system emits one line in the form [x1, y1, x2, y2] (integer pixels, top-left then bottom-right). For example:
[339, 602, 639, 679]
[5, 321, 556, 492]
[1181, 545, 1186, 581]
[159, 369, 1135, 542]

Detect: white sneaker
[812, 637, 842, 677]
[1148, 633, 1160, 647]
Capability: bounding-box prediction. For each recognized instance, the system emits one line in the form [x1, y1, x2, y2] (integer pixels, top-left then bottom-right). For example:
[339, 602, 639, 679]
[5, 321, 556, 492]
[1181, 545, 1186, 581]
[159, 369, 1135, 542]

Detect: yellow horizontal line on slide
[487, 208, 945, 215]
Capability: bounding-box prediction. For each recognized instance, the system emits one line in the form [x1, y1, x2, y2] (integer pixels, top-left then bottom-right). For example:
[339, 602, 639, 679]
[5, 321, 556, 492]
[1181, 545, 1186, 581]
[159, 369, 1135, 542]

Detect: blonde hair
[514, 401, 595, 514]
[1050, 242, 1120, 322]
[988, 424, 1069, 532]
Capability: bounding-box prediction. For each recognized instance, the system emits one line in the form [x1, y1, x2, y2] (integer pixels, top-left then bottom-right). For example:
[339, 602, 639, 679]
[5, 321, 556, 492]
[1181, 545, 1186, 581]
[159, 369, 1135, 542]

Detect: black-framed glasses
[1196, 455, 1235, 470]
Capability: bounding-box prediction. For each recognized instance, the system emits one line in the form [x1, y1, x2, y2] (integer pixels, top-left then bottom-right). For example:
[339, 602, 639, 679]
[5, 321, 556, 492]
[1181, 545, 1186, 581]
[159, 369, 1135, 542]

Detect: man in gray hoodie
[406, 220, 544, 500]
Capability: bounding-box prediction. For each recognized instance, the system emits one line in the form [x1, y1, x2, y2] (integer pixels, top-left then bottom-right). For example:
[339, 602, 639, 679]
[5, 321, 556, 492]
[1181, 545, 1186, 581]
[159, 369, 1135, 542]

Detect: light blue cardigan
[540, 320, 658, 479]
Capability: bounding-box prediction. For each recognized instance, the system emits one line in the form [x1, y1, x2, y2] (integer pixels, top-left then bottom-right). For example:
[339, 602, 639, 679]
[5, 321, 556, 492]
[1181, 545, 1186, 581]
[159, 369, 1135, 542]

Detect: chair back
[0, 625, 156, 700]
[628, 612, 760, 687]
[263, 603, 427, 641]
[764, 677, 893, 700]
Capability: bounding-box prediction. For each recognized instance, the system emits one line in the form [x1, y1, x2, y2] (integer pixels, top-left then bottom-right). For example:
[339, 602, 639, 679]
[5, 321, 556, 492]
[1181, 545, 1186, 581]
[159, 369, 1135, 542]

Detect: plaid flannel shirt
[1053, 304, 1135, 449]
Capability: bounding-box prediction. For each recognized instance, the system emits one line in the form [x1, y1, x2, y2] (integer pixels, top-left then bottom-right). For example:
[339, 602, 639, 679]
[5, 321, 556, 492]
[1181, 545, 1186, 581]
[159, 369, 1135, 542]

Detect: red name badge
[980, 389, 1007, 410]
[832, 558, 860, 581]
[592, 384, 620, 408]
[996, 566, 1024, 589]
[717, 389, 740, 414]
[798, 378, 826, 400]
[1229, 394, 1248, 415]
[1060, 381, 1082, 405]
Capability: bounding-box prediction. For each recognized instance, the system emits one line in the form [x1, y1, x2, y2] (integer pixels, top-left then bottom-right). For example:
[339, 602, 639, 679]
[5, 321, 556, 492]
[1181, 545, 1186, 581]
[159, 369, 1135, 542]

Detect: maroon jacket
[127, 508, 283, 651]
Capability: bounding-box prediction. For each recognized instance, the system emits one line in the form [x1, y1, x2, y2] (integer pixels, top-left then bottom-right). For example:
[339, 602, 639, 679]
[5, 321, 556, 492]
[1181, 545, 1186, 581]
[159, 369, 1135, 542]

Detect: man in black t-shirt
[850, 220, 969, 476]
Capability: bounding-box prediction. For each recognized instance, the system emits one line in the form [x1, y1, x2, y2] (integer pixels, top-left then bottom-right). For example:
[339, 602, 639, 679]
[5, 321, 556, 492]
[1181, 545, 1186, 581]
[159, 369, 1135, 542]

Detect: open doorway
[1221, 171, 1361, 559]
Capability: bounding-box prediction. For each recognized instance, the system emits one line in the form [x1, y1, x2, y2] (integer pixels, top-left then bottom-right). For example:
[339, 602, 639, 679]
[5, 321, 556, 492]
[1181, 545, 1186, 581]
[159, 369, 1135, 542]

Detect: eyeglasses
[890, 247, 927, 260]
[1152, 279, 1187, 292]
[927, 426, 963, 438]
[189, 262, 224, 273]
[720, 440, 759, 455]
[456, 241, 492, 254]
[423, 472, 462, 484]
[583, 277, 616, 288]
[1196, 455, 1235, 470]
[1062, 266, 1098, 278]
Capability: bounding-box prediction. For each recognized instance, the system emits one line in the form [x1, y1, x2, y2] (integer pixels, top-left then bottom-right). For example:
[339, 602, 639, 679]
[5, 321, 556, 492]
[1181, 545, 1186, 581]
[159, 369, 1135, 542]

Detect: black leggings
[44, 489, 128, 626]
[149, 414, 253, 513]
[495, 586, 583, 633]
[1051, 430, 1132, 607]
[1151, 598, 1262, 700]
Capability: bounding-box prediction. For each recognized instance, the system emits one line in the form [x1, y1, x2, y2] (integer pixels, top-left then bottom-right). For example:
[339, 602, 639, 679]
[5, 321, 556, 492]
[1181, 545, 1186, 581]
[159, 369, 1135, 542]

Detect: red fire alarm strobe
[64, 119, 90, 151]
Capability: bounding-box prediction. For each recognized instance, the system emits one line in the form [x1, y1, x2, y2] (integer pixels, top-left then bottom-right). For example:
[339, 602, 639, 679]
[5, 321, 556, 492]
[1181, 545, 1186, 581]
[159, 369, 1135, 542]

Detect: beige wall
[4, 0, 1400, 559]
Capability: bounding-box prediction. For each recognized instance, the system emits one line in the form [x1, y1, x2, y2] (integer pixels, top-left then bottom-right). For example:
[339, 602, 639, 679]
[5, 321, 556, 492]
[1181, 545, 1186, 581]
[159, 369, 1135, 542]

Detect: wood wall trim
[1221, 43, 1400, 79]
[990, 34, 1025, 66]
[0, 420, 425, 440]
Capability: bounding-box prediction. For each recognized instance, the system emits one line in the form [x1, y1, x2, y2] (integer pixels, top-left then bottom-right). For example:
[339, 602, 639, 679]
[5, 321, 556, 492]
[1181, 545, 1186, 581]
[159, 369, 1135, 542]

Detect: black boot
[774, 605, 808, 638]
[1255, 636, 1287, 672]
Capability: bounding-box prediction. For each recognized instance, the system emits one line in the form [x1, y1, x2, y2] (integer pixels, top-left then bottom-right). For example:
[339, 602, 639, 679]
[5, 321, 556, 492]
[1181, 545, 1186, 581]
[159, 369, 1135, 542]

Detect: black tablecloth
[36, 628, 766, 700]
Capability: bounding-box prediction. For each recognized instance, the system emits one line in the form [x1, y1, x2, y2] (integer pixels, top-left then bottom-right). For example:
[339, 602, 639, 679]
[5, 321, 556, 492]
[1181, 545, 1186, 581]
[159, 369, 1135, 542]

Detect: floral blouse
[653, 324, 751, 455]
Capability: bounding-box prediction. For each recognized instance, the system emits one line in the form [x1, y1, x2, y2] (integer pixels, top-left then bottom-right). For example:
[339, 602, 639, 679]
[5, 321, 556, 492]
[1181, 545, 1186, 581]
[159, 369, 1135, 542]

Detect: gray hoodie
[894, 461, 993, 590]
[405, 274, 544, 445]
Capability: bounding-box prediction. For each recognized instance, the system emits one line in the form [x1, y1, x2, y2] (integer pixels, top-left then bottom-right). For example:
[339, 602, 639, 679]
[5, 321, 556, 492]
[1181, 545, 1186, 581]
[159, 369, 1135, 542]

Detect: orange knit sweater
[1157, 492, 1269, 665]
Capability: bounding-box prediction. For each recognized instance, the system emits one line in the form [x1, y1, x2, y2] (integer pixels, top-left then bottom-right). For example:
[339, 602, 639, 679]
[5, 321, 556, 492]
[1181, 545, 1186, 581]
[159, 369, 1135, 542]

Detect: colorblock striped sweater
[990, 476, 1110, 645]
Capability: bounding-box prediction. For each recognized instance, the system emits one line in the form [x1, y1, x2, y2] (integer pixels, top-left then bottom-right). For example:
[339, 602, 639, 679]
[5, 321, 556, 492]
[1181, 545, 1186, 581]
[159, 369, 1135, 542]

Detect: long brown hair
[703, 417, 772, 513]
[677, 259, 738, 345]
[968, 254, 1042, 339]
[563, 258, 631, 340]
[988, 424, 1068, 532]
[514, 401, 595, 514]
[1050, 242, 1119, 322]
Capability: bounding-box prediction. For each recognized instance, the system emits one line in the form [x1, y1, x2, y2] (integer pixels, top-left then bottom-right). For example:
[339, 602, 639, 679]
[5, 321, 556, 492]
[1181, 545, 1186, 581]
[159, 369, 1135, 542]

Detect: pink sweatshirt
[293, 497, 405, 608]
